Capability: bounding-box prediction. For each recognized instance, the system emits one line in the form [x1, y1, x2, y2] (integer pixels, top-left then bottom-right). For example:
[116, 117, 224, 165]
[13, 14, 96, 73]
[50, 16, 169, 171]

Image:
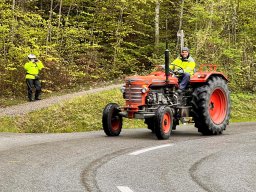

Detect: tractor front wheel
[155, 106, 173, 140]
[102, 103, 122, 136]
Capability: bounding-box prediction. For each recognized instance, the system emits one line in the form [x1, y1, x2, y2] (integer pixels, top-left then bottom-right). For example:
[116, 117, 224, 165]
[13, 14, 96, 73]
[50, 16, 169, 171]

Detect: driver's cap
[181, 47, 189, 52]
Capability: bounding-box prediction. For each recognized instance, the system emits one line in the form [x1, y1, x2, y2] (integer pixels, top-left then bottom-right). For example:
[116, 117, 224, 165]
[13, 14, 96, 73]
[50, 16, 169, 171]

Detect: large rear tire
[155, 106, 173, 140]
[191, 76, 231, 135]
[102, 103, 122, 136]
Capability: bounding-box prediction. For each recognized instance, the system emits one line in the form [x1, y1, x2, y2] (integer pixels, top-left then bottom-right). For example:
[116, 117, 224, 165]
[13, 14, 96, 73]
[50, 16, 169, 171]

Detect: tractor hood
[125, 71, 178, 86]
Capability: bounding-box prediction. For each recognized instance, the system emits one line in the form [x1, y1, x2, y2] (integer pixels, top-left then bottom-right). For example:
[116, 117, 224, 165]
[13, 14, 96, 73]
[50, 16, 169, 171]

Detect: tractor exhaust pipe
[165, 42, 170, 83]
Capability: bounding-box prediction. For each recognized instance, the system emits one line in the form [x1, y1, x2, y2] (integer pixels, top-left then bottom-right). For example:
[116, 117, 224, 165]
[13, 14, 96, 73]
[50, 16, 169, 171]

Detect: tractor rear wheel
[102, 103, 122, 136]
[191, 76, 231, 135]
[155, 106, 173, 140]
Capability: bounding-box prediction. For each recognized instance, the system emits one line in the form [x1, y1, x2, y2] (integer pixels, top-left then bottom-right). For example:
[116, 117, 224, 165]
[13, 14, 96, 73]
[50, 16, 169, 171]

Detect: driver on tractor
[171, 47, 196, 94]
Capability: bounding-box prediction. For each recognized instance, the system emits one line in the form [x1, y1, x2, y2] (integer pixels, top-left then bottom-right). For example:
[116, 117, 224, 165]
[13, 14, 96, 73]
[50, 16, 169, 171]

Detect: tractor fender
[190, 72, 228, 83]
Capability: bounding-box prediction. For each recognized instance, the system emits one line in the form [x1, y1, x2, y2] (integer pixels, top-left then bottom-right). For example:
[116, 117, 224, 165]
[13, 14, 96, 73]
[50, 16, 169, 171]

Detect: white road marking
[129, 144, 173, 156]
[117, 186, 134, 192]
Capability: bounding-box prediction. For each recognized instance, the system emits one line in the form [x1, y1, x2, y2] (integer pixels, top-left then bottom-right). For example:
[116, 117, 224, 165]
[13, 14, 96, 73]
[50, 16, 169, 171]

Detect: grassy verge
[0, 89, 145, 133]
[230, 92, 256, 122]
[0, 89, 255, 133]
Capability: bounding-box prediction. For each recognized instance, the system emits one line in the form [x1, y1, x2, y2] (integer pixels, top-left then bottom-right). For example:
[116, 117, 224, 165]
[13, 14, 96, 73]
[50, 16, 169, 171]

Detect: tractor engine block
[146, 87, 178, 106]
[146, 92, 169, 105]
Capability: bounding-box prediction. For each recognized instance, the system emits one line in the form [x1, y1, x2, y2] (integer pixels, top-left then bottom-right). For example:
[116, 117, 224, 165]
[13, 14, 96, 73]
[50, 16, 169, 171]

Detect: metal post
[177, 30, 185, 51]
[165, 47, 170, 83]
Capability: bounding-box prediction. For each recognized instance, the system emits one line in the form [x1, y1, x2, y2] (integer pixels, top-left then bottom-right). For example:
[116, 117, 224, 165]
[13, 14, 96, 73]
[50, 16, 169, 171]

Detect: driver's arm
[170, 58, 181, 70]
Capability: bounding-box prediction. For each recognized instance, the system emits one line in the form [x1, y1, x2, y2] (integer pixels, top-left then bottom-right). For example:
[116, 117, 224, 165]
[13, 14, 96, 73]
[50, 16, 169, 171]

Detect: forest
[0, 0, 255, 97]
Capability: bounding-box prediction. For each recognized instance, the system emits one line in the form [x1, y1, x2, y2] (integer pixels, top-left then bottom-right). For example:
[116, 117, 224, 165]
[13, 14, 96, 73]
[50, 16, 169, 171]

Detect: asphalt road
[0, 122, 255, 192]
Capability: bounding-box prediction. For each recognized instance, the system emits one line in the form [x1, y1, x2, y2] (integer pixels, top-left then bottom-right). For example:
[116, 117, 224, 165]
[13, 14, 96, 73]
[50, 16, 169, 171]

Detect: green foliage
[0, 0, 255, 97]
[230, 92, 256, 122]
[185, 0, 256, 92]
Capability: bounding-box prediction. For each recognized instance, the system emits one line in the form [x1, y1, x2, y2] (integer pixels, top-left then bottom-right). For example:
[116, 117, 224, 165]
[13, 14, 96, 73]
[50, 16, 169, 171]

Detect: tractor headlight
[120, 85, 126, 93]
[141, 87, 148, 93]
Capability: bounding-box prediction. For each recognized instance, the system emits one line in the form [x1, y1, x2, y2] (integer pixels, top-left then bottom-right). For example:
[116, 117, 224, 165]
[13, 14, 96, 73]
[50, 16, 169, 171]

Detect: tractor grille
[125, 85, 143, 104]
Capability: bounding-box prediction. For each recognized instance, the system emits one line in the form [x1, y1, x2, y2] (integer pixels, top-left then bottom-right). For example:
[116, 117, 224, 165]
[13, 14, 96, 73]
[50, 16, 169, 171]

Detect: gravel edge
[0, 84, 122, 117]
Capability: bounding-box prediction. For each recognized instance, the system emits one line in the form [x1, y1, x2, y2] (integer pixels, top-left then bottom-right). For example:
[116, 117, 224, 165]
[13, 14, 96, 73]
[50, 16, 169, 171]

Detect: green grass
[0, 97, 27, 108]
[0, 89, 144, 133]
[0, 89, 255, 133]
[230, 92, 256, 122]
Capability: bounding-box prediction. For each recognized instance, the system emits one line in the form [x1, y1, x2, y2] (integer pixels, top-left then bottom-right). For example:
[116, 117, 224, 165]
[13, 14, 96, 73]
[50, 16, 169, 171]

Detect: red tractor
[102, 48, 231, 140]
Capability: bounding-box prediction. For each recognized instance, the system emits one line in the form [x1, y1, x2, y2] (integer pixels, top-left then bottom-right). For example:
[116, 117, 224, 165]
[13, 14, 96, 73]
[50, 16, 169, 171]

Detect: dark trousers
[26, 79, 42, 101]
[179, 73, 190, 90]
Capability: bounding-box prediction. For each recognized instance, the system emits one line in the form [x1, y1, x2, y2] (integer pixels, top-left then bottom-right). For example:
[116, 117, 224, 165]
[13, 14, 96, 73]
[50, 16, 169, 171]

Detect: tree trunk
[228, 0, 231, 48]
[178, 0, 184, 31]
[155, 1, 160, 46]
[232, 1, 238, 44]
[58, 0, 63, 29]
[195, 0, 199, 56]
[11, 0, 15, 43]
[57, 0, 63, 44]
[3, 38, 6, 61]
[12, 0, 15, 13]
[208, 2, 214, 30]
[195, 0, 198, 31]
[46, 0, 54, 54]
[67, 1, 73, 19]
[177, 0, 185, 52]
[61, 0, 73, 46]
[113, 7, 124, 67]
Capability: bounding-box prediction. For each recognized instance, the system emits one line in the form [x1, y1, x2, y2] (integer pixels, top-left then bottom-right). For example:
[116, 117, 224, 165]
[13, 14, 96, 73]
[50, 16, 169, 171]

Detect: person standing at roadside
[24, 54, 44, 101]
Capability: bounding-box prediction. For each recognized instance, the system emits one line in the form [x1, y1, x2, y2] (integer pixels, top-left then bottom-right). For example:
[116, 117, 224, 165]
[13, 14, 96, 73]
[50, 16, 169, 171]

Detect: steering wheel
[169, 64, 184, 76]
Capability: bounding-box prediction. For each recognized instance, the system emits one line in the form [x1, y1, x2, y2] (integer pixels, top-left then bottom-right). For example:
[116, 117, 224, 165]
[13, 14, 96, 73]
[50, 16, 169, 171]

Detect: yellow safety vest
[171, 56, 196, 75]
[24, 61, 44, 79]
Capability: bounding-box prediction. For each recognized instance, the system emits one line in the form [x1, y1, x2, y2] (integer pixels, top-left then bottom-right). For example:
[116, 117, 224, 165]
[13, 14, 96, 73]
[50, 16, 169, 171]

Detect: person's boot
[35, 90, 41, 101]
[28, 92, 33, 102]
[28, 98, 34, 102]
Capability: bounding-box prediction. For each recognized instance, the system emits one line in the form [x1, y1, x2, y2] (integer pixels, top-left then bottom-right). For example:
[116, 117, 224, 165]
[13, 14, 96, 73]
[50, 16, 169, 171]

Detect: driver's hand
[174, 69, 183, 75]
[177, 69, 183, 74]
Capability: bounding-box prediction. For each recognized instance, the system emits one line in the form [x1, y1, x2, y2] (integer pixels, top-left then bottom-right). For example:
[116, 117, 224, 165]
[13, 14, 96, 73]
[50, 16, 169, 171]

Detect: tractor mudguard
[190, 72, 228, 83]
[190, 64, 228, 83]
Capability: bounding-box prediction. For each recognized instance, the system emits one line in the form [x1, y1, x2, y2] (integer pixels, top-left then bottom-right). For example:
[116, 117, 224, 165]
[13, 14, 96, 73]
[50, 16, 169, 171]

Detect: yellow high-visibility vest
[24, 61, 44, 79]
[171, 56, 196, 75]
